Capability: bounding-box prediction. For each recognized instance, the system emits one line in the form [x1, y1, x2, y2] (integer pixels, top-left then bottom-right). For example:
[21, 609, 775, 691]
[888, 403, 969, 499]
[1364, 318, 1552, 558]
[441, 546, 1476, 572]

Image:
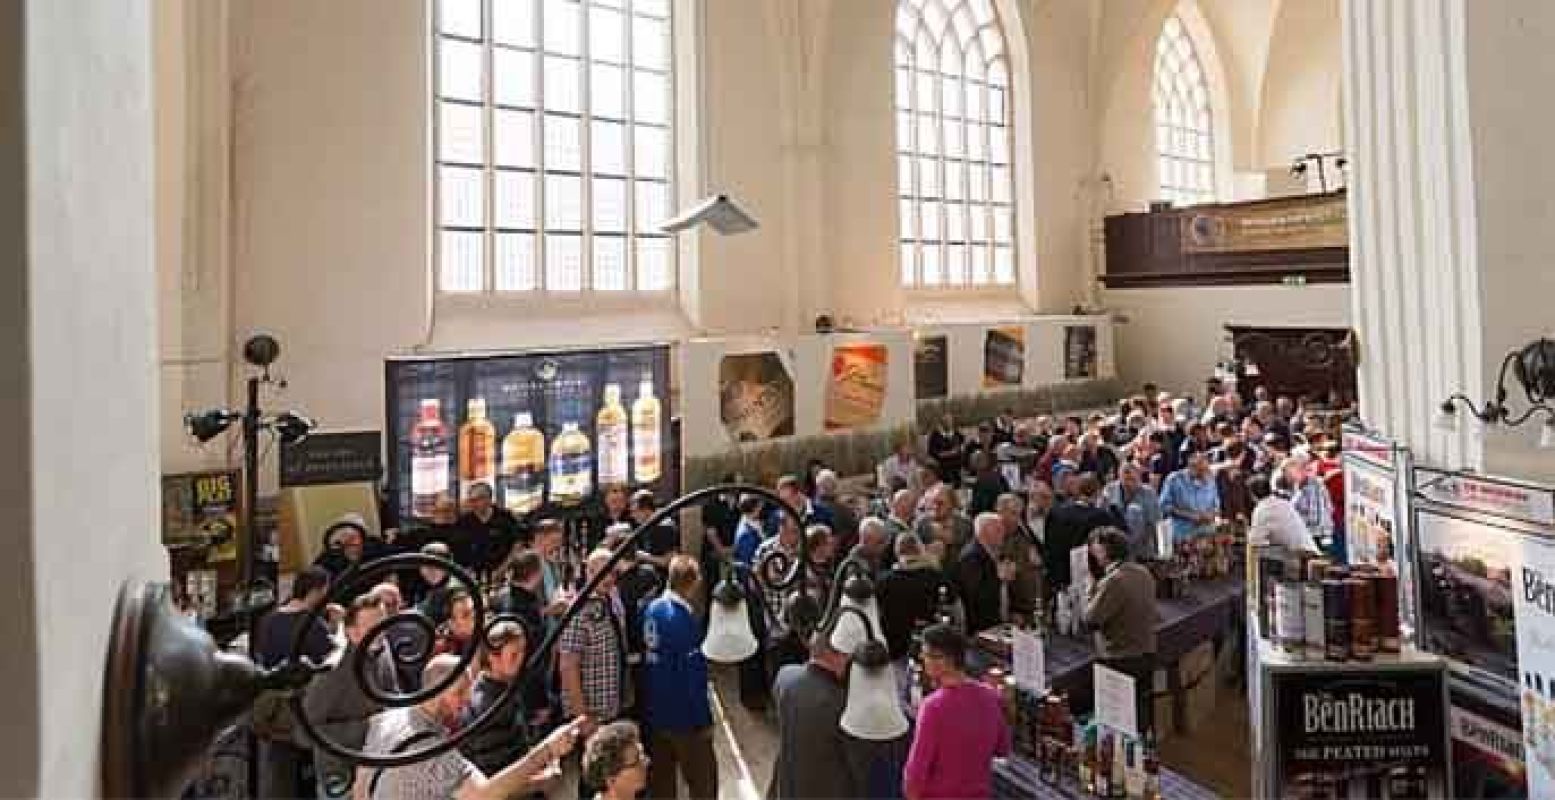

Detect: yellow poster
[983, 326, 1026, 388]
[825, 344, 889, 431]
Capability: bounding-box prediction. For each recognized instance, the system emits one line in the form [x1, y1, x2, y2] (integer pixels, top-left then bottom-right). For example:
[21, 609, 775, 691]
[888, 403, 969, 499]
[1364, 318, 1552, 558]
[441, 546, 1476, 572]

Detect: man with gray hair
[813, 468, 860, 555]
[952, 513, 1016, 633]
[357, 654, 582, 800]
[768, 633, 872, 799]
[848, 516, 895, 577]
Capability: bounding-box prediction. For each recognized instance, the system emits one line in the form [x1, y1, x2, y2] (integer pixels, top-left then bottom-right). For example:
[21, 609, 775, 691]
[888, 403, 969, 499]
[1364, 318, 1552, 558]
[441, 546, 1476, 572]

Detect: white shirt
[1249, 496, 1319, 553]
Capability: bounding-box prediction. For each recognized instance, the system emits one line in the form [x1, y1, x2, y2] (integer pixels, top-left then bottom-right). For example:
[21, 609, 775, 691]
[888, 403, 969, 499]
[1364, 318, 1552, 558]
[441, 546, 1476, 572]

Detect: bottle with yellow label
[596, 384, 629, 487]
[632, 373, 661, 484]
[550, 421, 593, 506]
[501, 412, 545, 514]
[458, 398, 497, 501]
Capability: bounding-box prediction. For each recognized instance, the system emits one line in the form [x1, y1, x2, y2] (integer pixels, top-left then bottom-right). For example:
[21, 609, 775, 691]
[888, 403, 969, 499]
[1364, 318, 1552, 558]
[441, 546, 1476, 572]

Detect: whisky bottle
[501, 412, 545, 514]
[458, 397, 497, 500]
[631, 373, 661, 484]
[410, 399, 449, 519]
[550, 421, 593, 506]
[596, 384, 629, 488]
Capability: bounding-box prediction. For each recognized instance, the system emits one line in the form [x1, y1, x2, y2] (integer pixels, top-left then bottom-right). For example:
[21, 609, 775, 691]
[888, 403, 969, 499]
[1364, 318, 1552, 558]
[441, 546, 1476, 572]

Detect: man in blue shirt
[642, 556, 718, 799]
[1160, 452, 1221, 543]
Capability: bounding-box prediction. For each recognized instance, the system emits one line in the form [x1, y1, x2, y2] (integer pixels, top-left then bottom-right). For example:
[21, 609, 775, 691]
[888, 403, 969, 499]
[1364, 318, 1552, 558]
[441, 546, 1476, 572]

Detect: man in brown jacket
[1082, 526, 1158, 734]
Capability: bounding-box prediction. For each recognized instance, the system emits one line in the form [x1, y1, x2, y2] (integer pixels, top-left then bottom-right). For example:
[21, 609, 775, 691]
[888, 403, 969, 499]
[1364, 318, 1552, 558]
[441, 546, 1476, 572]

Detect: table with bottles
[992, 754, 1218, 800]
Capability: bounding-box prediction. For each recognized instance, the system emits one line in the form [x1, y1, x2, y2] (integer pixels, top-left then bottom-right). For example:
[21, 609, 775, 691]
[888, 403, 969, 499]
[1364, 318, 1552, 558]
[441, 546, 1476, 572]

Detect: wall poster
[1063, 326, 1098, 380]
[1269, 667, 1450, 796]
[913, 334, 948, 400]
[162, 470, 240, 560]
[824, 343, 889, 431]
[1416, 509, 1518, 683]
[385, 345, 676, 523]
[983, 326, 1025, 388]
[717, 351, 795, 442]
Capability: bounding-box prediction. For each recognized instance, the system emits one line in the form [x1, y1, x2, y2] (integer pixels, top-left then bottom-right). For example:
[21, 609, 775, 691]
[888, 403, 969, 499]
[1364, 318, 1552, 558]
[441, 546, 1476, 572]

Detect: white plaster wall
[1105, 284, 1351, 396]
[1461, 1, 1555, 483]
[9, 0, 165, 795]
[1257, 0, 1343, 171]
[215, 0, 1098, 459]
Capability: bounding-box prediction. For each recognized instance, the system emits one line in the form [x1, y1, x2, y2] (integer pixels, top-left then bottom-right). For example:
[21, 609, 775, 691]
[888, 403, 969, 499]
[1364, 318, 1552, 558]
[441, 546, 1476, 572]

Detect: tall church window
[434, 0, 676, 293]
[1153, 14, 1216, 206]
[895, 0, 1017, 289]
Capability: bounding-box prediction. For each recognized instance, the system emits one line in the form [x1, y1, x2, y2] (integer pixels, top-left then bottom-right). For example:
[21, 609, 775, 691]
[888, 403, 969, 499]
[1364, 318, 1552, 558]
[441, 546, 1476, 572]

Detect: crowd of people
[246, 379, 1348, 799]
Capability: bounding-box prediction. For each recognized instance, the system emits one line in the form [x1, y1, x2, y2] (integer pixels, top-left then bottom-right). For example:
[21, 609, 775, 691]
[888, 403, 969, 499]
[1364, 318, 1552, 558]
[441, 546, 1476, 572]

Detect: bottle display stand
[1248, 637, 1452, 798]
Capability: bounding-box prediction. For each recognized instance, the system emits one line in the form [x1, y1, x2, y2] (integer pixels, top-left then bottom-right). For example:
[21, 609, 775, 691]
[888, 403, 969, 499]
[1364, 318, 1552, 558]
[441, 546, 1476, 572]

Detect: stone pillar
[0, 0, 163, 794]
[1343, 0, 1555, 482]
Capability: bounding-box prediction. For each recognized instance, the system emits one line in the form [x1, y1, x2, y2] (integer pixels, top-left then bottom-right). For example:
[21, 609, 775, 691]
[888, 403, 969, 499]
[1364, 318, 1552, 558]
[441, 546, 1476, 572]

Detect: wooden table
[980, 577, 1246, 729]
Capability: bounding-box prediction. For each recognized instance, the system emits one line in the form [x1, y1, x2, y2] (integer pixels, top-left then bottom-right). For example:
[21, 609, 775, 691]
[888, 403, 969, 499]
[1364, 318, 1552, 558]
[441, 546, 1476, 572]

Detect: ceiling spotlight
[272, 411, 315, 445]
[185, 409, 237, 443]
[658, 194, 759, 236]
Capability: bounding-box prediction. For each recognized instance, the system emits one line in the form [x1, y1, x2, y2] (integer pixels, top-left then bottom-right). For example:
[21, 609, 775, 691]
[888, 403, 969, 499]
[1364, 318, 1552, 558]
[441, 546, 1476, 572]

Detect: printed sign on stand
[1094, 664, 1139, 738]
[1417, 468, 1555, 527]
[1269, 667, 1449, 795]
[1513, 531, 1555, 797]
[1012, 629, 1046, 694]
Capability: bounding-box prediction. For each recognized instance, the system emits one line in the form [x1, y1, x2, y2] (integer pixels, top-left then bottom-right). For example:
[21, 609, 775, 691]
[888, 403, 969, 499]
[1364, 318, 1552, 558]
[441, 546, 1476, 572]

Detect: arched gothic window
[894, 0, 1017, 289]
[433, 0, 676, 293]
[1153, 14, 1216, 206]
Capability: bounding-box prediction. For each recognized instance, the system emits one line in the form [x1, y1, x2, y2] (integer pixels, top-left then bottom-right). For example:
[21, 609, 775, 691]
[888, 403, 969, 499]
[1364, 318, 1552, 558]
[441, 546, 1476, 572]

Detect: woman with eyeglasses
[903, 624, 1011, 800]
[582, 721, 649, 800]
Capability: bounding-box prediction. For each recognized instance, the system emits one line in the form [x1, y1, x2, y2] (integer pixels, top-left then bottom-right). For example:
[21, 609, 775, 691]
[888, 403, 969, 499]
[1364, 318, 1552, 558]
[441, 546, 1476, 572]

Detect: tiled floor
[700, 664, 1254, 800]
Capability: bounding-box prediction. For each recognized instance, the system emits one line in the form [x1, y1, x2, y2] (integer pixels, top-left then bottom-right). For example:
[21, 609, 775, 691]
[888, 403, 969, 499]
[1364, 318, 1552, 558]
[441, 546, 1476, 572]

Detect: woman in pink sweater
[903, 624, 1012, 800]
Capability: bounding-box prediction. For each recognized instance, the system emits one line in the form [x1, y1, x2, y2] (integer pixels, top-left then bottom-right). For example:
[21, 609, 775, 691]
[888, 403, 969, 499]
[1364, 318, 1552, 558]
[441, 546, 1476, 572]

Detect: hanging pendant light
[839, 638, 909, 741]
[703, 577, 759, 664]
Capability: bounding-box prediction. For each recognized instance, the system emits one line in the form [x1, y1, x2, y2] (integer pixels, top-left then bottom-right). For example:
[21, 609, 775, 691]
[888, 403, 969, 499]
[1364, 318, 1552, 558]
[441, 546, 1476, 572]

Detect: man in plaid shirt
[559, 549, 629, 726]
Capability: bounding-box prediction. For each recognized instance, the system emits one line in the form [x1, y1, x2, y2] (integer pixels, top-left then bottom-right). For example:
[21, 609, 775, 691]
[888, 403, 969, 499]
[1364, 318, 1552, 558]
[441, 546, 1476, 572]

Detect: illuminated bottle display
[550, 421, 593, 505]
[501, 412, 545, 514]
[631, 373, 661, 484]
[458, 398, 497, 499]
[596, 384, 629, 487]
[410, 399, 449, 518]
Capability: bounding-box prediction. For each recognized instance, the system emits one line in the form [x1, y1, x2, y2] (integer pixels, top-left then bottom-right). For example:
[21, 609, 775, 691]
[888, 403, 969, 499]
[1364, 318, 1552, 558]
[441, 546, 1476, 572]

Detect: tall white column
[0, 0, 163, 794]
[1347, 0, 1555, 482]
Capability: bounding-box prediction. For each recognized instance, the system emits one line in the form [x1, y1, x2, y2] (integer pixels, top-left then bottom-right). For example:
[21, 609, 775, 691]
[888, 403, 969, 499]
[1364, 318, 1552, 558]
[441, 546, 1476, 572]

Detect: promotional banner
[1513, 531, 1555, 797]
[913, 334, 949, 400]
[824, 343, 889, 431]
[1181, 191, 1347, 254]
[1064, 326, 1098, 380]
[1345, 456, 1398, 569]
[385, 345, 675, 521]
[280, 431, 383, 488]
[1416, 510, 1518, 682]
[718, 351, 795, 443]
[1417, 469, 1555, 527]
[983, 326, 1025, 388]
[1450, 687, 1527, 798]
[1270, 667, 1449, 796]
